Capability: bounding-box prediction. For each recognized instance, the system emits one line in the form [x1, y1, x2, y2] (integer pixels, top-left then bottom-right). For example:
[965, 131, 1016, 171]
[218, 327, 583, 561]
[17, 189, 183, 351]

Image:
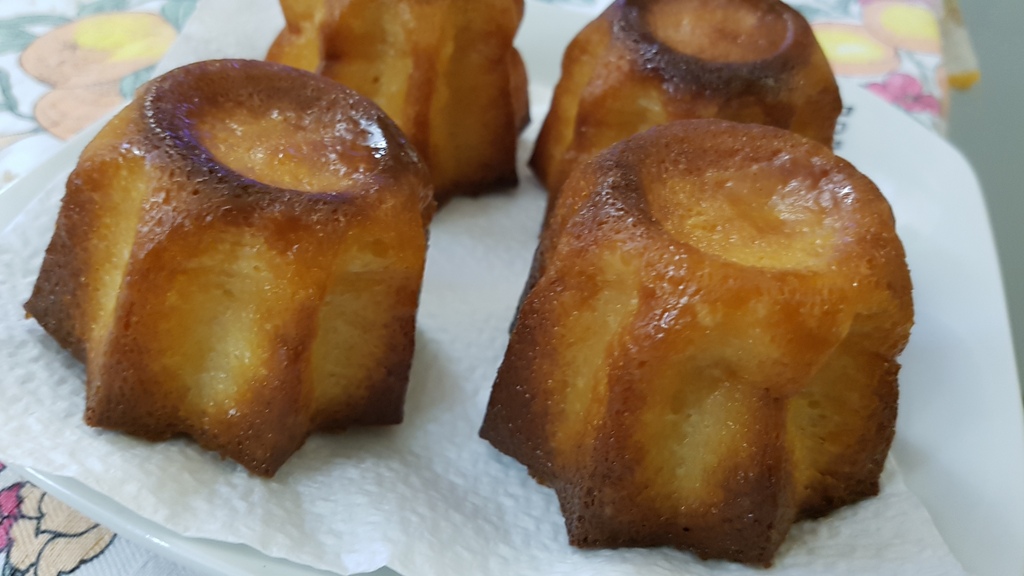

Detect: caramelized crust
[481, 120, 913, 565]
[267, 0, 528, 202]
[25, 60, 434, 476]
[531, 0, 842, 195]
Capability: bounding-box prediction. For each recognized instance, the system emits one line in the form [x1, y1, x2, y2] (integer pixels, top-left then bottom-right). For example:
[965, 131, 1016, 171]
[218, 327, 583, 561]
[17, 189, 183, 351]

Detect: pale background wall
[947, 1, 1024, 390]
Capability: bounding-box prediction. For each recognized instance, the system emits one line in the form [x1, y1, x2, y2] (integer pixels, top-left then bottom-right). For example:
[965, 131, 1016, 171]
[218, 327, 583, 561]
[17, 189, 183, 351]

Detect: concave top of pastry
[143, 59, 413, 193]
[636, 0, 793, 63]
[622, 121, 865, 272]
[646, 160, 841, 271]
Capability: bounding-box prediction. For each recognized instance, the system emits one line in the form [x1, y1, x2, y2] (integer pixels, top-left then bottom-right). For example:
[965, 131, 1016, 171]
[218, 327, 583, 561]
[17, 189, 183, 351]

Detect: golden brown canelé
[531, 0, 842, 195]
[481, 120, 913, 565]
[267, 0, 529, 203]
[25, 59, 435, 477]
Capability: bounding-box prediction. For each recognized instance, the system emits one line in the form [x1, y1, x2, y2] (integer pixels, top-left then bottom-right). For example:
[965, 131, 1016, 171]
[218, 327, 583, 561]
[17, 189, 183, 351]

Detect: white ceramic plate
[4, 2, 1023, 575]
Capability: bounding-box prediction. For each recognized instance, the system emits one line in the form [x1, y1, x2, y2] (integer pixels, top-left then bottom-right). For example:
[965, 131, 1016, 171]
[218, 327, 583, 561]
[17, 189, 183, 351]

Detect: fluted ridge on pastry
[531, 0, 841, 195]
[267, 0, 528, 202]
[25, 59, 434, 476]
[483, 120, 912, 565]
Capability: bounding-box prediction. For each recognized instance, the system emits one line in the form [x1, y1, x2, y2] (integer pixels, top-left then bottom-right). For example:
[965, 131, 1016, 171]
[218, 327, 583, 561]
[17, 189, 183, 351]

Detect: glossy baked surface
[267, 0, 528, 202]
[482, 119, 913, 565]
[531, 0, 841, 195]
[25, 59, 434, 476]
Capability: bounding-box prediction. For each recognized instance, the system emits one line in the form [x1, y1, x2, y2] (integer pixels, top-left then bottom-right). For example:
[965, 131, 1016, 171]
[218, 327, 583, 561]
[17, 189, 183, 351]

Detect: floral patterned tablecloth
[0, 0, 972, 575]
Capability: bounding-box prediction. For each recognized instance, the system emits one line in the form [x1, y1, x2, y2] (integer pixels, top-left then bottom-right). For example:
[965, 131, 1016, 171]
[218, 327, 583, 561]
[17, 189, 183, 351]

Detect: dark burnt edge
[140, 59, 425, 217]
[612, 0, 809, 98]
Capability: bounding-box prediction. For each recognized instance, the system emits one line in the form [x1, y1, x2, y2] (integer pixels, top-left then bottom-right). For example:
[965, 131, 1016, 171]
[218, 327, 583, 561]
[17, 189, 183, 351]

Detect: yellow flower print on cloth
[862, 0, 940, 53]
[0, 0, 196, 148]
[20, 12, 176, 140]
[813, 22, 901, 76]
[792, 0, 945, 129]
[811, 0, 940, 76]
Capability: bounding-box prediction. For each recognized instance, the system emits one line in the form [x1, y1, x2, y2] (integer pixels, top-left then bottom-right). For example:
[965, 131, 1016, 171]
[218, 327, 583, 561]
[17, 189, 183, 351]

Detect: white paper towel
[0, 1, 969, 575]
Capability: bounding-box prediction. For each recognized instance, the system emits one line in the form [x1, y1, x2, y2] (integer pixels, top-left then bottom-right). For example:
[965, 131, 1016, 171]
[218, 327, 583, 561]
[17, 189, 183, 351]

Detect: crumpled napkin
[0, 0, 968, 575]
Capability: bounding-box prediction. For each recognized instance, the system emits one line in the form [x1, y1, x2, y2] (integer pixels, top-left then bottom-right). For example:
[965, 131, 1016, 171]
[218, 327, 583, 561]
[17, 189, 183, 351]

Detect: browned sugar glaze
[25, 59, 434, 476]
[267, 0, 528, 203]
[531, 0, 842, 195]
[482, 120, 913, 565]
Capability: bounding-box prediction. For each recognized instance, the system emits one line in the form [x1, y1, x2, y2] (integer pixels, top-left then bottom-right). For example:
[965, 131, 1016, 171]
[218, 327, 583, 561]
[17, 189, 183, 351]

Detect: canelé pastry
[531, 0, 842, 194]
[267, 0, 528, 202]
[25, 59, 434, 476]
[481, 120, 913, 565]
